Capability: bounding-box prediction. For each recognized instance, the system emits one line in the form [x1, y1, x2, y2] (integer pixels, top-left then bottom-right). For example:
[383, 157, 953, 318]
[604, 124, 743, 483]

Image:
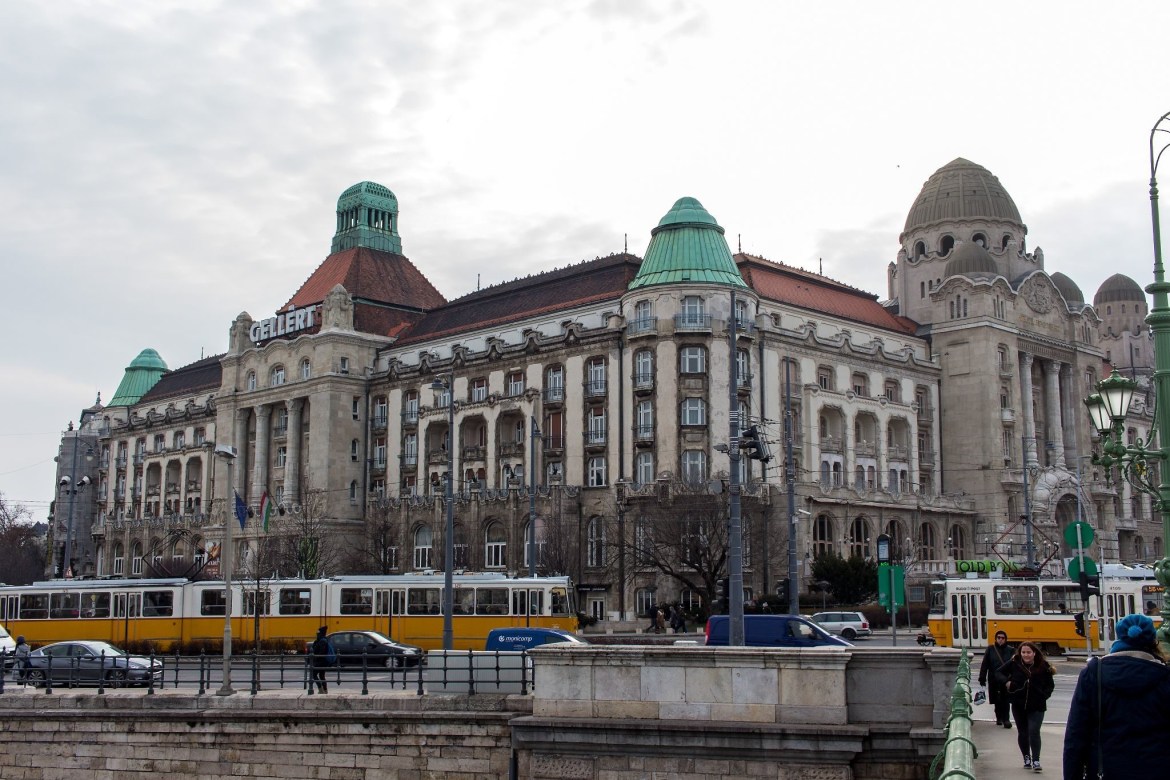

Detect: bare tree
[271, 489, 341, 578]
[0, 492, 43, 585]
[344, 504, 401, 575]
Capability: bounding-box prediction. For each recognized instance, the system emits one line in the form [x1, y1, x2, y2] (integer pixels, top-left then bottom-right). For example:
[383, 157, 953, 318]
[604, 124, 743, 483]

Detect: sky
[2, 0, 1169, 524]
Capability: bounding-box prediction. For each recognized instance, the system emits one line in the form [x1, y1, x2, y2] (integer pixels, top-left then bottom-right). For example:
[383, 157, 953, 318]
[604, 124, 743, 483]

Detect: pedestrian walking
[670, 605, 686, 634]
[309, 626, 333, 693]
[1063, 613, 1170, 780]
[654, 608, 666, 634]
[1004, 640, 1055, 772]
[977, 630, 1015, 728]
[14, 636, 30, 682]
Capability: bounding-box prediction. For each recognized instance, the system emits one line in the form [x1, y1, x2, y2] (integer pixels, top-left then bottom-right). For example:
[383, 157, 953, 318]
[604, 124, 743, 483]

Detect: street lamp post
[1083, 110, 1170, 655]
[431, 374, 456, 651]
[528, 415, 540, 578]
[214, 444, 238, 696]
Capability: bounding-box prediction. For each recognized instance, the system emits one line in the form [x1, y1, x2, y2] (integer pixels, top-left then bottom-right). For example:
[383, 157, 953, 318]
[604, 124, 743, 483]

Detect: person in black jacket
[1063, 613, 1170, 780]
[310, 626, 331, 693]
[977, 630, 1015, 728]
[1004, 640, 1055, 771]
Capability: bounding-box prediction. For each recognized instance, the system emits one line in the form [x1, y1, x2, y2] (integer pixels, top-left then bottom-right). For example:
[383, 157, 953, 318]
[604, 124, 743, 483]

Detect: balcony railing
[115, 457, 127, 469]
[627, 317, 658, 336]
[498, 441, 525, 457]
[820, 436, 844, 453]
[543, 387, 565, 404]
[543, 435, 565, 451]
[583, 380, 607, 398]
[402, 408, 419, 425]
[402, 453, 418, 468]
[633, 372, 654, 391]
[584, 430, 607, 447]
[674, 314, 713, 332]
[462, 445, 486, 461]
[888, 445, 910, 461]
[272, 424, 288, 438]
[372, 413, 388, 431]
[634, 425, 654, 442]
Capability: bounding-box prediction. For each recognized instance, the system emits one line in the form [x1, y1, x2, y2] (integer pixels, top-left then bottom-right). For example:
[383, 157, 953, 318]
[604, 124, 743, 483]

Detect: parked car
[326, 631, 423, 668]
[810, 611, 872, 640]
[705, 614, 852, 648]
[484, 627, 586, 652]
[24, 640, 163, 686]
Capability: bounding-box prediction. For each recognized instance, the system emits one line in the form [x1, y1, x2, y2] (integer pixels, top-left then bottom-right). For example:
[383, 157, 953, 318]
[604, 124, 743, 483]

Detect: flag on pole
[234, 491, 247, 530]
[260, 491, 274, 533]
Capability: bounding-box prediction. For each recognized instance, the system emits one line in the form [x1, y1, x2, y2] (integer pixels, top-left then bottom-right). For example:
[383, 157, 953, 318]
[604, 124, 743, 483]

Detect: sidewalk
[971, 717, 1066, 774]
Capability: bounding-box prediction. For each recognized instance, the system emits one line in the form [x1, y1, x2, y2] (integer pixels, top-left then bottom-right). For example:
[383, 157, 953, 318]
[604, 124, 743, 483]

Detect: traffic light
[741, 426, 773, 463]
[1074, 612, 1086, 637]
[714, 577, 730, 614]
[1078, 570, 1100, 602]
[776, 578, 790, 604]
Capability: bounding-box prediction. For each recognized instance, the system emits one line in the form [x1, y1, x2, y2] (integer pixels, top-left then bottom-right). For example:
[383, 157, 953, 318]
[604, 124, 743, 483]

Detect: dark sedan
[327, 631, 423, 668]
[25, 640, 163, 687]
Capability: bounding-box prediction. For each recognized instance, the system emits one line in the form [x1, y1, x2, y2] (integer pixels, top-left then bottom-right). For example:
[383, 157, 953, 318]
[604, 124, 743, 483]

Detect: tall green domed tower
[629, 196, 746, 290]
[331, 181, 402, 254]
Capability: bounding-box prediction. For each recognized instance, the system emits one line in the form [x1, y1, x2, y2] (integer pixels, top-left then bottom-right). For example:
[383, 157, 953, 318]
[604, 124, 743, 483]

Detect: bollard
[45, 653, 54, 695]
[147, 649, 156, 695]
[97, 650, 106, 695]
[361, 650, 369, 696]
[197, 649, 206, 696]
[306, 653, 314, 695]
[467, 649, 475, 696]
[520, 650, 529, 696]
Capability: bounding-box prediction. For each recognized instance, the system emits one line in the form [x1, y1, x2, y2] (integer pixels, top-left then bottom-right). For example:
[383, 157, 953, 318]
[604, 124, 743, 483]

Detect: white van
[0, 625, 15, 669]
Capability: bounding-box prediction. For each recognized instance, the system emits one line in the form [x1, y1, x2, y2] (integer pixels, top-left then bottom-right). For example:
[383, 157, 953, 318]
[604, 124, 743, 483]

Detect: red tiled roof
[139, 354, 224, 404]
[738, 254, 918, 335]
[395, 254, 642, 345]
[283, 247, 447, 316]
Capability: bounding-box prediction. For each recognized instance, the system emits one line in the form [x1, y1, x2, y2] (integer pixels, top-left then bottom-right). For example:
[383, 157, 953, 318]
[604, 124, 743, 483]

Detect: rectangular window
[476, 587, 509, 615]
[588, 456, 607, 487]
[407, 587, 442, 615]
[340, 587, 374, 615]
[681, 398, 706, 426]
[507, 371, 525, 397]
[278, 588, 312, 615]
[80, 592, 111, 618]
[201, 589, 227, 616]
[680, 346, 705, 374]
[275, 446, 287, 468]
[471, 378, 487, 402]
[635, 452, 654, 486]
[141, 590, 174, 617]
[244, 590, 270, 616]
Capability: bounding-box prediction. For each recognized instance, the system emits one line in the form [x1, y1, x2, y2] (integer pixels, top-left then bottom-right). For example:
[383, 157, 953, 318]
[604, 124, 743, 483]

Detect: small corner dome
[653, 196, 722, 234]
[1094, 273, 1146, 306]
[1049, 272, 1084, 304]
[128, 348, 168, 372]
[944, 240, 999, 279]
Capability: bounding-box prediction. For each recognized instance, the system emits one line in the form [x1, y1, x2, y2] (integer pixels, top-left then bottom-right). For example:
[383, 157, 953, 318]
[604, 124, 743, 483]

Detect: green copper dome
[107, 349, 168, 407]
[629, 197, 746, 290]
[331, 181, 402, 254]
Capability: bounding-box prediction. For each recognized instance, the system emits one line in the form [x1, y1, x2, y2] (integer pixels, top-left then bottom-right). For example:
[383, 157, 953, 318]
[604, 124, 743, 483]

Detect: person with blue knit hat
[1063, 613, 1170, 780]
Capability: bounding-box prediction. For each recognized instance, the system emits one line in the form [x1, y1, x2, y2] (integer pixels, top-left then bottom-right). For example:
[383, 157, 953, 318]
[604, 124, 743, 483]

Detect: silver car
[25, 640, 163, 687]
[811, 611, 872, 640]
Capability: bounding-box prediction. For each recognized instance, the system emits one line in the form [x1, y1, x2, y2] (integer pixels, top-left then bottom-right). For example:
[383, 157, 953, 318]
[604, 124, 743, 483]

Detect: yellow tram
[0, 573, 578, 651]
[926, 575, 1163, 654]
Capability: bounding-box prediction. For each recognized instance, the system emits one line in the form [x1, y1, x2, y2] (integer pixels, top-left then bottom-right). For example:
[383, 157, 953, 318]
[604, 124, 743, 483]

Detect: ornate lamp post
[1083, 110, 1170, 654]
[431, 374, 456, 651]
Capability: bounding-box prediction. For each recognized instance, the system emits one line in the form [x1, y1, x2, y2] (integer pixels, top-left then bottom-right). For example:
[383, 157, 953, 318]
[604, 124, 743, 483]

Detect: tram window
[50, 592, 81, 618]
[19, 593, 48, 620]
[476, 588, 508, 615]
[81, 592, 111, 618]
[513, 590, 528, 616]
[201, 589, 227, 616]
[244, 591, 270, 616]
[529, 590, 545, 616]
[993, 585, 1039, 615]
[1041, 586, 1082, 615]
[340, 588, 374, 615]
[550, 588, 569, 616]
[1143, 585, 1164, 615]
[279, 589, 312, 615]
[407, 588, 441, 615]
[453, 588, 474, 615]
[142, 590, 174, 617]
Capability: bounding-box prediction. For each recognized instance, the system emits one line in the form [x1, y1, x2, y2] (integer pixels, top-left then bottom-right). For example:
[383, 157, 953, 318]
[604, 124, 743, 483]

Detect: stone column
[1060, 363, 1078, 467]
[285, 398, 304, 506]
[251, 403, 270, 502]
[1045, 360, 1066, 469]
[1020, 353, 1038, 468]
[232, 408, 249, 497]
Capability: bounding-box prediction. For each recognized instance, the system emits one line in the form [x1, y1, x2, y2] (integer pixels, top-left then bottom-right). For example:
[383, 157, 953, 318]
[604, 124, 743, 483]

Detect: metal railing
[930, 649, 977, 780]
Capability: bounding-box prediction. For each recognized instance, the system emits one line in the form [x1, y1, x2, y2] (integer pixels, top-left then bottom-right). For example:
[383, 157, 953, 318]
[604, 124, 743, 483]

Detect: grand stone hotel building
[50, 161, 1160, 620]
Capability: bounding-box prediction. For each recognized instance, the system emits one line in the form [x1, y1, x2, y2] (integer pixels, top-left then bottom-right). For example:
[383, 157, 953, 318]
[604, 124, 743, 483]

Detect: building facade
[47, 161, 1161, 619]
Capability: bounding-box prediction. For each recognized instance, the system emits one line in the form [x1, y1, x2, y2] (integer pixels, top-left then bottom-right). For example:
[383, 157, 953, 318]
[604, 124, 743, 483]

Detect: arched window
[349, 480, 358, 504]
[485, 522, 507, 568]
[919, 523, 938, 561]
[413, 526, 433, 570]
[850, 518, 870, 558]
[131, 541, 144, 577]
[636, 587, 656, 617]
[522, 520, 544, 569]
[300, 358, 311, 379]
[854, 465, 865, 489]
[270, 365, 286, 386]
[113, 543, 125, 576]
[948, 525, 967, 559]
[914, 240, 926, 259]
[940, 236, 954, 256]
[247, 371, 257, 391]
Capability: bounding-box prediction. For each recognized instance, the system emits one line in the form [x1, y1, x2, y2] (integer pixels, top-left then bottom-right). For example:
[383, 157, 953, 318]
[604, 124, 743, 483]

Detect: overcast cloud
[2, 0, 1168, 521]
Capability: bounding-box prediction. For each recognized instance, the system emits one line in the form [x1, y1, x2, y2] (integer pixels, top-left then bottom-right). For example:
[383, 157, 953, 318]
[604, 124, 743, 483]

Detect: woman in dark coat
[977, 630, 1014, 728]
[1004, 640, 1055, 771]
[1063, 613, 1170, 780]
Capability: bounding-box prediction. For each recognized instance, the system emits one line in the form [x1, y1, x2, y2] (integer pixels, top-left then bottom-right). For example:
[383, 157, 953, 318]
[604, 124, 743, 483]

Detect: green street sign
[1064, 521, 1095, 549]
[877, 564, 905, 610]
[1067, 556, 1098, 582]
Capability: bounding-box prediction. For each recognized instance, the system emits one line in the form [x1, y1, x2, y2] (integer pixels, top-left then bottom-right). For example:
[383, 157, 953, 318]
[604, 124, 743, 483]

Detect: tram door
[0, 594, 16, 625]
[950, 591, 988, 648]
[1099, 591, 1136, 645]
[113, 591, 142, 645]
[375, 589, 405, 640]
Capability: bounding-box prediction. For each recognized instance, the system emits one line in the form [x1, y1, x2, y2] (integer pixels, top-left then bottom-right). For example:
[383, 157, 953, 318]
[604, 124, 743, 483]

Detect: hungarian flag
[259, 491, 275, 533]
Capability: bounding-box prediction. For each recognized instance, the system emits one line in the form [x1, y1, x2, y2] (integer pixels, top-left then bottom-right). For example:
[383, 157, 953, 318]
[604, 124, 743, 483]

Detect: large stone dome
[1049, 272, 1084, 304]
[1093, 273, 1145, 306]
[903, 158, 1024, 237]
